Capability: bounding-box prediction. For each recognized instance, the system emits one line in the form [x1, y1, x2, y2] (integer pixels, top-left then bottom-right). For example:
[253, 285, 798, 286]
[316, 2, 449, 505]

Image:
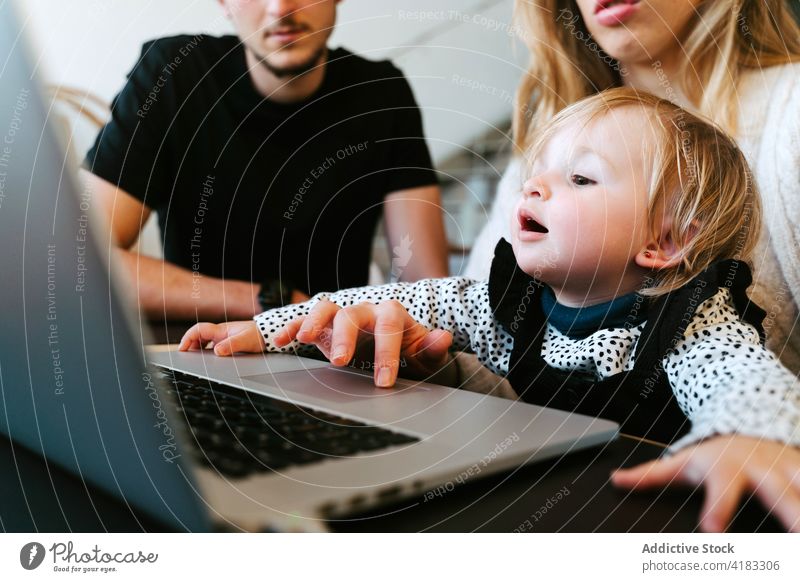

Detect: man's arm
[383, 185, 449, 281]
[83, 169, 265, 321]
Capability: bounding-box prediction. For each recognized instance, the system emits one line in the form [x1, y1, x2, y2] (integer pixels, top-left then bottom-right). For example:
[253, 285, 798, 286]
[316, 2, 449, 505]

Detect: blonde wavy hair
[527, 87, 762, 296]
[513, 0, 800, 152]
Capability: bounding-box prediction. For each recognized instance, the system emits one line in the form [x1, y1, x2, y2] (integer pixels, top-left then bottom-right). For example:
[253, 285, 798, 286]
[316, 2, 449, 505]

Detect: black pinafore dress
[487, 239, 765, 444]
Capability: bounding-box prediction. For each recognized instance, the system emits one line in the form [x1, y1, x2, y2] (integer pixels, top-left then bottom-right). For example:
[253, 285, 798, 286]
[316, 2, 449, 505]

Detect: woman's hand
[612, 435, 800, 532]
[178, 320, 265, 356]
[274, 299, 454, 387]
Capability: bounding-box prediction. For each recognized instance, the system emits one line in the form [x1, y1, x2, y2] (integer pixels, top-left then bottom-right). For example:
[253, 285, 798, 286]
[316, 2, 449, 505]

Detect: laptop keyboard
[157, 368, 419, 479]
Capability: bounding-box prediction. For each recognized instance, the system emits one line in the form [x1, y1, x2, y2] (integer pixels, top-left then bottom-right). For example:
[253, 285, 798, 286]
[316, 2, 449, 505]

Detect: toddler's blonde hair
[525, 87, 762, 297]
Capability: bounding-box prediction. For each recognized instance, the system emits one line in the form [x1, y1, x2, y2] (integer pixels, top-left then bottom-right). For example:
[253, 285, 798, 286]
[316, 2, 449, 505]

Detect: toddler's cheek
[509, 236, 524, 262]
[508, 207, 522, 239]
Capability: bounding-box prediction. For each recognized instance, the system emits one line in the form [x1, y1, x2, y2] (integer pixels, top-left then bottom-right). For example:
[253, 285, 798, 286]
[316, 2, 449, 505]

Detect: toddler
[181, 88, 800, 532]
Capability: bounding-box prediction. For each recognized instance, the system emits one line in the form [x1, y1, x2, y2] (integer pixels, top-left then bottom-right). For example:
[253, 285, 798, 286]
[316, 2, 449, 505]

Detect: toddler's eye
[571, 174, 596, 186]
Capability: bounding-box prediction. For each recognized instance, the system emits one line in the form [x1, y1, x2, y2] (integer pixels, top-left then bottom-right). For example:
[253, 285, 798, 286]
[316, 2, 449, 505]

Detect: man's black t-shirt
[85, 35, 437, 294]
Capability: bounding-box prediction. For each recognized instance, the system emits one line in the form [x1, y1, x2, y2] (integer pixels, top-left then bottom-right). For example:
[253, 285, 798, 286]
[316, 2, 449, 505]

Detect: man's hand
[612, 435, 800, 532]
[178, 320, 265, 356]
[291, 289, 310, 303]
[274, 299, 454, 387]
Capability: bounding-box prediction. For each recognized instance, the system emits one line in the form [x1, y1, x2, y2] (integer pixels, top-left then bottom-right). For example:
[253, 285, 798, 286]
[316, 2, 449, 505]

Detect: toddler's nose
[522, 178, 547, 200]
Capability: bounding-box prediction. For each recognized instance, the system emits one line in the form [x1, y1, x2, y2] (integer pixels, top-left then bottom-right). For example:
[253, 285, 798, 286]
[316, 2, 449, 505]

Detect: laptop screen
[0, 1, 208, 532]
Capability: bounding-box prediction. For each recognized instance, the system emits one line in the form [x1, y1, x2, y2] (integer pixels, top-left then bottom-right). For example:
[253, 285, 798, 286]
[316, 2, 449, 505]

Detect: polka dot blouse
[255, 277, 800, 452]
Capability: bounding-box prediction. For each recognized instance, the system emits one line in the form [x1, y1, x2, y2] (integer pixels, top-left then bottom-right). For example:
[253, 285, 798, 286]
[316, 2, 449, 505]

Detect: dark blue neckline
[540, 286, 647, 339]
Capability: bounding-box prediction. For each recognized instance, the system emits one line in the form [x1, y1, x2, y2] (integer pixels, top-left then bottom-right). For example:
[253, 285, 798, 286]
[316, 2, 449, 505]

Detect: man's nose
[265, 0, 300, 19]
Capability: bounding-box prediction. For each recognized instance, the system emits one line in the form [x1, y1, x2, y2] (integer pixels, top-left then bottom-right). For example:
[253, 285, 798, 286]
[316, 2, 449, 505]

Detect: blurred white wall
[19, 0, 527, 164]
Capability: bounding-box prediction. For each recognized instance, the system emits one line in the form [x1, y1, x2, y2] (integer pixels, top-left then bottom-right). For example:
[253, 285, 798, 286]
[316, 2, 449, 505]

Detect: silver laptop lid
[0, 0, 209, 532]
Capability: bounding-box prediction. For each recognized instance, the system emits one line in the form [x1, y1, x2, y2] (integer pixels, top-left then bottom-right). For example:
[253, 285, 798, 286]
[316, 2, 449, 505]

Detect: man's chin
[257, 46, 326, 78]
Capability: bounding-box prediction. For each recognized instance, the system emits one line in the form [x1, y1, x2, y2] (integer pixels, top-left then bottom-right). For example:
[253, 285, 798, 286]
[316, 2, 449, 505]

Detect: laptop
[0, 1, 618, 532]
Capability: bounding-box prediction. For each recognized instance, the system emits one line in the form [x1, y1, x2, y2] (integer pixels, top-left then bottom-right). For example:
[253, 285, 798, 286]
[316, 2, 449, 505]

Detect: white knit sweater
[465, 63, 800, 375]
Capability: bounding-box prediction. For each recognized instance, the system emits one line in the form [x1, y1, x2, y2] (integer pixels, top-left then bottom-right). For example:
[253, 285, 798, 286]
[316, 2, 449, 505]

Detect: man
[83, 0, 448, 321]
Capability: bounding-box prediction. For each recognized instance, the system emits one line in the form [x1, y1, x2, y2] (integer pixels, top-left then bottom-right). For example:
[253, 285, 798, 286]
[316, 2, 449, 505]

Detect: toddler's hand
[611, 435, 800, 532]
[178, 320, 265, 356]
[274, 298, 453, 387]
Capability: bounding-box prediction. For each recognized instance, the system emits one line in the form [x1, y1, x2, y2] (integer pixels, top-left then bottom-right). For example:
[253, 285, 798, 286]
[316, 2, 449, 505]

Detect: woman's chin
[586, 30, 652, 66]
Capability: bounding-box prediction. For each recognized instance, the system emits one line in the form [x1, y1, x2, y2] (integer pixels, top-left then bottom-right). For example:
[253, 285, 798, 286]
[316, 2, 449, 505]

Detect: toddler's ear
[634, 244, 680, 270]
[635, 227, 683, 270]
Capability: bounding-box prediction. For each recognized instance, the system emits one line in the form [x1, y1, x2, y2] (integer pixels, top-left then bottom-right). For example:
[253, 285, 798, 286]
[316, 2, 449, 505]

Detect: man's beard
[256, 45, 327, 78]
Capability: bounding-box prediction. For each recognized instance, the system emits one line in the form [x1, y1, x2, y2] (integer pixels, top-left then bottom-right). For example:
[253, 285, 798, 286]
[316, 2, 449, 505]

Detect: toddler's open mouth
[518, 208, 549, 234]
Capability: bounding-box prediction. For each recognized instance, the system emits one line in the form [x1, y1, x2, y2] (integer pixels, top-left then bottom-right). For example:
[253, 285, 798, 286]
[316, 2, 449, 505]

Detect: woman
[465, 0, 800, 374]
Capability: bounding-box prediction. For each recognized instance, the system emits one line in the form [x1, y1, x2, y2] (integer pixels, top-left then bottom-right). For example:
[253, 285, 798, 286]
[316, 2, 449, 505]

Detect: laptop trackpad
[240, 366, 432, 405]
